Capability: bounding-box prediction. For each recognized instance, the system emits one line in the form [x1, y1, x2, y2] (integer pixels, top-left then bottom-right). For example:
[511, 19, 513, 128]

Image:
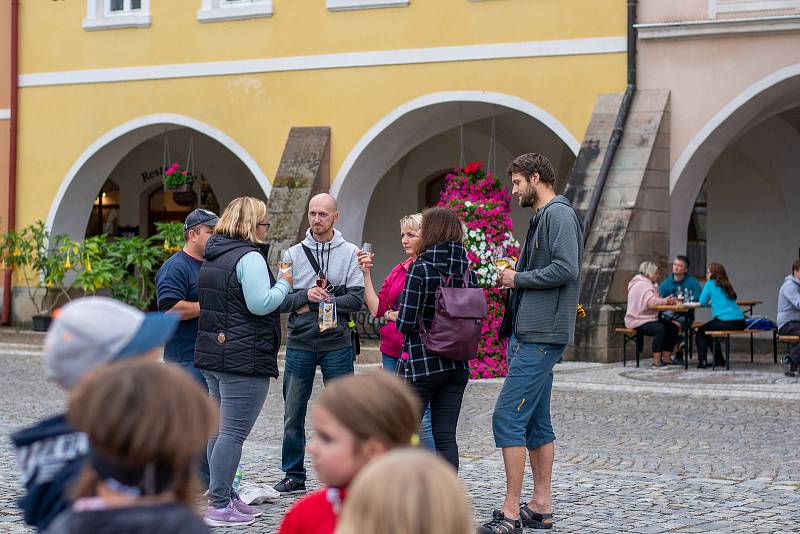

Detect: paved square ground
[1, 337, 799, 533]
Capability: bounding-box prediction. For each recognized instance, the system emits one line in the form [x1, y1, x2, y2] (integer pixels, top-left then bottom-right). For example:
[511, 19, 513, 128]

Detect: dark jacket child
[43, 360, 217, 534]
[12, 297, 179, 531]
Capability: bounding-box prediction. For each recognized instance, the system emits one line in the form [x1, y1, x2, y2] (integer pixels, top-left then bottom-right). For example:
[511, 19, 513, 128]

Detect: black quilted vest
[194, 234, 281, 378]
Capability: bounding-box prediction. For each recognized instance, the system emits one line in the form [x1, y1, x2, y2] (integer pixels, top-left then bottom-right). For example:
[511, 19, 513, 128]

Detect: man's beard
[518, 187, 537, 208]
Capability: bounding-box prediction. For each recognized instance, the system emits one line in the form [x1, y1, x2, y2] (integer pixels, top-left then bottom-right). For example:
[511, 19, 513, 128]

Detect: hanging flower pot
[164, 163, 190, 192]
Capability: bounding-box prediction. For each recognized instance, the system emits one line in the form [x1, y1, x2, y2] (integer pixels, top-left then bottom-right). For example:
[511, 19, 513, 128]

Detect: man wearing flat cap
[156, 208, 219, 386]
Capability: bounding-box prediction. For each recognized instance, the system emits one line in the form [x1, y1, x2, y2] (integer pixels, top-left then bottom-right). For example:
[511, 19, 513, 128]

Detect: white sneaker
[238, 485, 280, 504]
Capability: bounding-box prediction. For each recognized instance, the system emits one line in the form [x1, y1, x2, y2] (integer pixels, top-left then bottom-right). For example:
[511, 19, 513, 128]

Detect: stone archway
[47, 113, 271, 241]
[669, 63, 800, 258]
[331, 91, 580, 246]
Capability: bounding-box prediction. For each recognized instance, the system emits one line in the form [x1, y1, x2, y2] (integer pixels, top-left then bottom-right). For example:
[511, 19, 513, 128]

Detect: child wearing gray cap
[11, 297, 179, 531]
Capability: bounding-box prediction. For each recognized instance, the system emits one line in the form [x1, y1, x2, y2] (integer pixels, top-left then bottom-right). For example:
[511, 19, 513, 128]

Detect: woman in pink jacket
[357, 213, 433, 448]
[625, 261, 679, 368]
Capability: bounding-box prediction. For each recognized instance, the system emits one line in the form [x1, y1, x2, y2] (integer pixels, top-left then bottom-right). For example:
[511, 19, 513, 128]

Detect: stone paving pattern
[1, 336, 799, 533]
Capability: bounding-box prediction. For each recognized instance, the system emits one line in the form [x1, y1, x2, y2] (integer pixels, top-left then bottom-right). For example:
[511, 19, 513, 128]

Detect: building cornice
[636, 14, 800, 40]
[19, 36, 626, 88]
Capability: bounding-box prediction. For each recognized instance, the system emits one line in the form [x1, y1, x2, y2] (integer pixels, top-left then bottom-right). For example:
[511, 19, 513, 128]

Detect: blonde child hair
[335, 449, 473, 534]
[316, 371, 421, 448]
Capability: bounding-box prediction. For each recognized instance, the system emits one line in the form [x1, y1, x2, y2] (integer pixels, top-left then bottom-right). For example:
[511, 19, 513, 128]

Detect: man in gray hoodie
[777, 259, 800, 372]
[273, 193, 364, 495]
[480, 153, 582, 534]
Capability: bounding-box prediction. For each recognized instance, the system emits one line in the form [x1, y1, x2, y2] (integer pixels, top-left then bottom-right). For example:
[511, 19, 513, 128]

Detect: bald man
[274, 193, 364, 495]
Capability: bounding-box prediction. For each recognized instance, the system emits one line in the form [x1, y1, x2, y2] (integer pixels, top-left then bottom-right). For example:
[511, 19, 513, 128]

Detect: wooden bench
[615, 328, 643, 368]
[705, 329, 777, 370]
[778, 335, 800, 353]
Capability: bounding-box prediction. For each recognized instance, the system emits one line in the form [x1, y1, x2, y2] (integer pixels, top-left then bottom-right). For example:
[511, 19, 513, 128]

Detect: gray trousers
[203, 370, 270, 508]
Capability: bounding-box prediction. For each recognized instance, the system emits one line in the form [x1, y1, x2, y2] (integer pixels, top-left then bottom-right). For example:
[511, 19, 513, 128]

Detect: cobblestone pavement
[1, 337, 799, 533]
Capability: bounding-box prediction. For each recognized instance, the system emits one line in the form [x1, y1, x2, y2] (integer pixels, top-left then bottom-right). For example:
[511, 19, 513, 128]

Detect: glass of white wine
[277, 249, 292, 275]
[493, 246, 512, 289]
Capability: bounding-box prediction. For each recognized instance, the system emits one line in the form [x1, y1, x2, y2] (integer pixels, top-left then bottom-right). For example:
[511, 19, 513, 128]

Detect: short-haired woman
[357, 213, 433, 449]
[194, 196, 292, 527]
[625, 261, 679, 368]
[395, 207, 478, 471]
[695, 262, 745, 368]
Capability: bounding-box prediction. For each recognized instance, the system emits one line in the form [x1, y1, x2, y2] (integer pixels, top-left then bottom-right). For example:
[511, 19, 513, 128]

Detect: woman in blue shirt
[696, 262, 745, 368]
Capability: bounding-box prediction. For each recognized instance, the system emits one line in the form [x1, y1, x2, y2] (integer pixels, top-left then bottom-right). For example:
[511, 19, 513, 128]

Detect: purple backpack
[418, 271, 488, 361]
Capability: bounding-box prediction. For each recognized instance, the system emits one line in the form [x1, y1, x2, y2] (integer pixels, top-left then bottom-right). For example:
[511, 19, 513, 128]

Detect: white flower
[464, 201, 473, 207]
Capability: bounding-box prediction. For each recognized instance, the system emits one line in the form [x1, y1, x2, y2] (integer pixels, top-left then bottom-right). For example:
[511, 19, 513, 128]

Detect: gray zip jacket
[279, 228, 365, 352]
[512, 195, 583, 345]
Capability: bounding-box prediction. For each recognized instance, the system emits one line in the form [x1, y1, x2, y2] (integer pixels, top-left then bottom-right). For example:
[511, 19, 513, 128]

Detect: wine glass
[493, 246, 511, 289]
[361, 242, 374, 259]
[277, 249, 292, 275]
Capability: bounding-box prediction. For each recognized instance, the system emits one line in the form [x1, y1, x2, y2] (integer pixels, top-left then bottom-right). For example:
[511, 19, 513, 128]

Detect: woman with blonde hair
[335, 449, 473, 534]
[44, 360, 217, 534]
[624, 260, 679, 368]
[358, 213, 433, 449]
[194, 196, 292, 527]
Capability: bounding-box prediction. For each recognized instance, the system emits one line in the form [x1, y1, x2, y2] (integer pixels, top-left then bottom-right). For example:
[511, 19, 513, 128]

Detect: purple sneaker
[204, 502, 255, 527]
[232, 492, 263, 517]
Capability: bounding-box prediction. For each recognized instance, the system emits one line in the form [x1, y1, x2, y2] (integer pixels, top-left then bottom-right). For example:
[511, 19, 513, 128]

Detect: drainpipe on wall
[582, 0, 637, 245]
[2, 0, 19, 325]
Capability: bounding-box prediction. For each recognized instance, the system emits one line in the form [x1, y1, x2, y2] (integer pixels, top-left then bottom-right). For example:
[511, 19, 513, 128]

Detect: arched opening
[332, 92, 578, 280]
[47, 114, 270, 242]
[670, 66, 800, 316]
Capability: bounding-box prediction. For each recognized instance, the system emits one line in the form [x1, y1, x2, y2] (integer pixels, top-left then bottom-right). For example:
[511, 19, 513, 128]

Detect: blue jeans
[282, 345, 354, 481]
[492, 336, 565, 450]
[173, 360, 210, 489]
[174, 359, 208, 390]
[382, 354, 434, 450]
[203, 370, 270, 508]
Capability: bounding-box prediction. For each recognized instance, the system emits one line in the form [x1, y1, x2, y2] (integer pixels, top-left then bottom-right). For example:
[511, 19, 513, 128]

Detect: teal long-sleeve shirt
[699, 279, 744, 321]
[236, 251, 290, 315]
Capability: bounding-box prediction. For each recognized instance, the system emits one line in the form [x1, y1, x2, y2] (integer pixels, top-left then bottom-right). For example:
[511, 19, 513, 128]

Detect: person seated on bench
[696, 262, 745, 369]
[625, 261, 679, 368]
[777, 258, 800, 373]
[659, 255, 702, 362]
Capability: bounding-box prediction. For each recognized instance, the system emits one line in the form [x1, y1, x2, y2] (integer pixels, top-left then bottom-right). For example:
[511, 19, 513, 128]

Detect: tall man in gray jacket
[479, 153, 582, 534]
[273, 193, 365, 495]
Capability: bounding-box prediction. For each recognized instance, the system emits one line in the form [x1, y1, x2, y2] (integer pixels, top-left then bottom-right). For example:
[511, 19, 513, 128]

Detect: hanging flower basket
[164, 163, 190, 192]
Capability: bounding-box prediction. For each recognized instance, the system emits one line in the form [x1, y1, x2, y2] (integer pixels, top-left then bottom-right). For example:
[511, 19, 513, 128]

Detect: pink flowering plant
[163, 163, 189, 190]
[437, 161, 520, 378]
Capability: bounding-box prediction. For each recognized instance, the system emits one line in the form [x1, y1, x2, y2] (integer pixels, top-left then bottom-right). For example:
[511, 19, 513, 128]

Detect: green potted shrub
[0, 222, 73, 331]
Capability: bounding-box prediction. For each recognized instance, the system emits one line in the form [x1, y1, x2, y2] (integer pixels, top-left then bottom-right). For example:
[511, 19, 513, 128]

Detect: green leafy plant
[154, 222, 185, 254]
[0, 221, 72, 315]
[70, 235, 117, 296]
[106, 235, 167, 310]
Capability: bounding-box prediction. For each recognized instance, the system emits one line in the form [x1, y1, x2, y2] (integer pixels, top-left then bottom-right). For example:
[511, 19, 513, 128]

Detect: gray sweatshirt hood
[777, 274, 800, 329]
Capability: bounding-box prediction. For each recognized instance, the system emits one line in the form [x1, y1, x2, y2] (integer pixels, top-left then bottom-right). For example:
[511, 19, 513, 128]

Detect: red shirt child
[277, 487, 345, 534]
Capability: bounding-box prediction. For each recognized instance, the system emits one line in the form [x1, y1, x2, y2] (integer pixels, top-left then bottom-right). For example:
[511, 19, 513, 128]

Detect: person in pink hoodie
[625, 261, 679, 368]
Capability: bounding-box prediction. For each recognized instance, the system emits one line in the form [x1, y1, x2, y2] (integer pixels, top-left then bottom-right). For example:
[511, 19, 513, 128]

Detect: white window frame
[198, 0, 273, 23]
[709, 0, 800, 17]
[327, 0, 409, 12]
[83, 0, 151, 31]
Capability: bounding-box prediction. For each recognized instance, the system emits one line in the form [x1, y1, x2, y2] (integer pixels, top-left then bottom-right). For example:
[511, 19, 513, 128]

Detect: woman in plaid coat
[396, 208, 478, 471]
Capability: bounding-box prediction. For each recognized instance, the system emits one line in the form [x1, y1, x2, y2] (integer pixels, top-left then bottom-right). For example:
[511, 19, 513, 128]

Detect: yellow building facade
[9, 0, 626, 319]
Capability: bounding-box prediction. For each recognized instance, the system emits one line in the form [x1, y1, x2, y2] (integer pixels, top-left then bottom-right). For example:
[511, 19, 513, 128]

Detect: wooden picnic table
[737, 300, 762, 315]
